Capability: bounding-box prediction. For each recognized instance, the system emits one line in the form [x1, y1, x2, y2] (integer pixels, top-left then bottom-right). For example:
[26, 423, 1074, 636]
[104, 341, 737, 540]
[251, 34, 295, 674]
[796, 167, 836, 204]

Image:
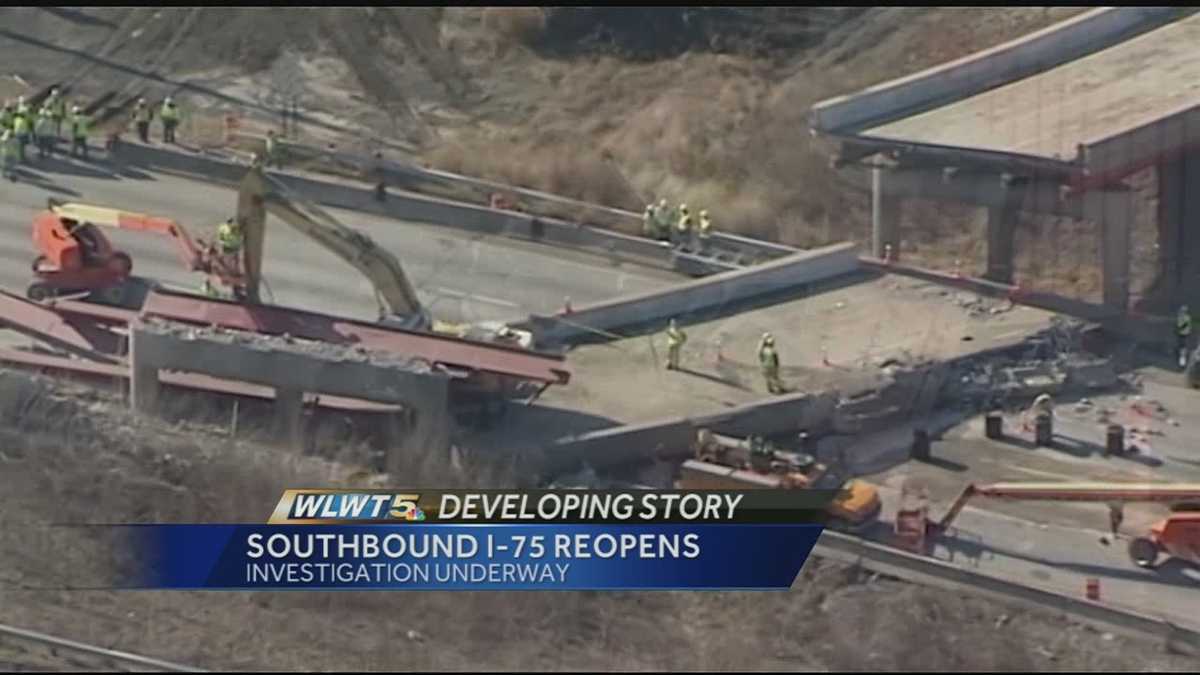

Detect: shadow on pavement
[26, 155, 120, 181]
[996, 544, 1200, 589]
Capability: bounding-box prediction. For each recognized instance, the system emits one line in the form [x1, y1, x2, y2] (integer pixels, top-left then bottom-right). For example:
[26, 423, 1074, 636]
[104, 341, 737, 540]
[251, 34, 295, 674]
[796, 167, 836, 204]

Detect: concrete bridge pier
[1154, 150, 1200, 312]
[871, 167, 902, 260]
[1083, 190, 1134, 313]
[984, 178, 1023, 284]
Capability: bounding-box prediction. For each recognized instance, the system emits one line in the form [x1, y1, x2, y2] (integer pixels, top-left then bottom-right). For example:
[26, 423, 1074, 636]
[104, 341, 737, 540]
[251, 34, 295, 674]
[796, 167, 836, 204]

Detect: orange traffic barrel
[1085, 577, 1100, 601]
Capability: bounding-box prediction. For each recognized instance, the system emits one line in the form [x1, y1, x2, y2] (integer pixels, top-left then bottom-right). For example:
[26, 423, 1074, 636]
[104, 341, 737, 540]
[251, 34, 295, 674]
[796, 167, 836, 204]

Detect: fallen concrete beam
[128, 320, 450, 409]
[522, 243, 860, 346]
[810, 7, 1189, 135]
[540, 417, 697, 479]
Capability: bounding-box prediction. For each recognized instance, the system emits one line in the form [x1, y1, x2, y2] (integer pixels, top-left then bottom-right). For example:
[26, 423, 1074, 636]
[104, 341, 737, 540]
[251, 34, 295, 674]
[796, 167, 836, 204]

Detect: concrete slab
[862, 13, 1200, 161]
[537, 275, 1056, 425]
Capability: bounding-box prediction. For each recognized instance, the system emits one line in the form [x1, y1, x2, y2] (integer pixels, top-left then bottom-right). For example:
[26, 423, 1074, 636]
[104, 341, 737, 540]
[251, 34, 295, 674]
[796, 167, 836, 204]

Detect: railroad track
[0, 622, 206, 673]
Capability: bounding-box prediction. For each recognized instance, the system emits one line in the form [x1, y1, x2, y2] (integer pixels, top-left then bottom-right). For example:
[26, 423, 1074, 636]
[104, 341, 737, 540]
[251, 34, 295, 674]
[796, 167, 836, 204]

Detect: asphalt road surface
[0, 153, 677, 324]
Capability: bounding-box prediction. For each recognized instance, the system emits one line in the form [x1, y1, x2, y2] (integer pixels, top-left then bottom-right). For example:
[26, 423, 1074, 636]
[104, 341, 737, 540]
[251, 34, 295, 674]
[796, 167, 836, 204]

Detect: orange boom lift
[28, 199, 244, 302]
[897, 481, 1200, 569]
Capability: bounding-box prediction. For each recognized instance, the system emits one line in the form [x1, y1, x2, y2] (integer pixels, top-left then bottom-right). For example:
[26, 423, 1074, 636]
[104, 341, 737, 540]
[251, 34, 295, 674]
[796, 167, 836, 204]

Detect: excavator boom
[236, 167, 428, 329]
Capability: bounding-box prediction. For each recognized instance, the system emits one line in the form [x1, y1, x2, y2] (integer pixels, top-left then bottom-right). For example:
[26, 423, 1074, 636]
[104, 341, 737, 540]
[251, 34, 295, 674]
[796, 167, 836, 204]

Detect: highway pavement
[0, 153, 677, 325]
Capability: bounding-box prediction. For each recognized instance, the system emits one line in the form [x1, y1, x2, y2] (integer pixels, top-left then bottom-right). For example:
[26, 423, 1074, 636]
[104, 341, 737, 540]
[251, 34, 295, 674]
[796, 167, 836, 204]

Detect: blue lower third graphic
[124, 524, 822, 590]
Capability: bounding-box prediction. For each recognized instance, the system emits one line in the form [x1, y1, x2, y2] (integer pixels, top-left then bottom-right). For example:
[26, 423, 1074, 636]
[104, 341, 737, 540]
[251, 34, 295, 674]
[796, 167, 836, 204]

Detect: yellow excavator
[235, 164, 533, 347]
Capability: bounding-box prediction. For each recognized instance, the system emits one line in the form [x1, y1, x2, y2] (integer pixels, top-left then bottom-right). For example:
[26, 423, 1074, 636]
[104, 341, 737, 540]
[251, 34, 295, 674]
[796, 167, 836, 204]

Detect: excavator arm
[236, 167, 430, 330]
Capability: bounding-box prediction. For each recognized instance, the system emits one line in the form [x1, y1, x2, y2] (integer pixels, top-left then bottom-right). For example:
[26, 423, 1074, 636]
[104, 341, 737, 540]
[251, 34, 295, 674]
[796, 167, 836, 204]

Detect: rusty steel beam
[139, 290, 572, 385]
[0, 291, 121, 363]
[0, 348, 400, 413]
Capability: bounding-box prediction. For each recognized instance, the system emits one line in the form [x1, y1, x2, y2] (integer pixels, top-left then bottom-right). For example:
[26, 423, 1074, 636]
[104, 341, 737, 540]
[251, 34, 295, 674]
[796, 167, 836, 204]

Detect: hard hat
[71, 105, 81, 113]
[700, 209, 709, 217]
[679, 203, 689, 212]
[16, 95, 24, 104]
[138, 98, 146, 104]
[645, 204, 654, 213]
[164, 96, 173, 104]
[658, 198, 668, 208]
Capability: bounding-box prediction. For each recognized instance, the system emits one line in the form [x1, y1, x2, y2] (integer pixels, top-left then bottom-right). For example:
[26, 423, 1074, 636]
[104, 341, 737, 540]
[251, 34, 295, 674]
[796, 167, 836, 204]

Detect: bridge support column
[984, 181, 1022, 284]
[871, 168, 902, 260]
[1084, 190, 1134, 314]
[275, 388, 306, 451]
[1156, 151, 1200, 311]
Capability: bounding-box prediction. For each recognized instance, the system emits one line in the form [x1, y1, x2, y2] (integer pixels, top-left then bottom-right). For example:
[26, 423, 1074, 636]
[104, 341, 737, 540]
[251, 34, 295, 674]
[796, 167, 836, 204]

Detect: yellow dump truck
[676, 430, 882, 532]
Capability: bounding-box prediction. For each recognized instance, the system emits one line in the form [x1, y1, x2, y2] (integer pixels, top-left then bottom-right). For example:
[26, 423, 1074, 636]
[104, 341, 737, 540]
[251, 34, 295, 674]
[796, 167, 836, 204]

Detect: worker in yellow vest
[132, 98, 152, 143]
[675, 203, 693, 249]
[160, 97, 180, 143]
[758, 332, 784, 394]
[11, 106, 30, 162]
[1, 129, 18, 181]
[70, 105, 91, 159]
[34, 107, 54, 159]
[46, 88, 67, 138]
[665, 318, 687, 370]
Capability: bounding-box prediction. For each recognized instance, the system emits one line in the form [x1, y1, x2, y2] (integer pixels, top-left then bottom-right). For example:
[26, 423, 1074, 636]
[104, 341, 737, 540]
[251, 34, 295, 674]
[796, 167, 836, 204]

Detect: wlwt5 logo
[270, 491, 427, 524]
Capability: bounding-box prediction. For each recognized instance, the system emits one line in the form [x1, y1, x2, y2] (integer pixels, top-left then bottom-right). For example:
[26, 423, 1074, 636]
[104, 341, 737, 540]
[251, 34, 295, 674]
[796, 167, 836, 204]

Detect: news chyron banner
[123, 489, 834, 590]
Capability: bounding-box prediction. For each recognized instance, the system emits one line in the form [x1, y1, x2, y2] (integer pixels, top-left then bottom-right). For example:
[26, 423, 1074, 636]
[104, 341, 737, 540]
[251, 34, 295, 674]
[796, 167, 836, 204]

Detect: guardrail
[0, 622, 206, 672]
[813, 530, 1200, 646]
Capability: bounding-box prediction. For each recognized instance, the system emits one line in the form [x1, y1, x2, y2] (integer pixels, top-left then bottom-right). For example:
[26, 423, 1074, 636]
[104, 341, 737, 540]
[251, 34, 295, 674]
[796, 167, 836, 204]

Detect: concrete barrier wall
[540, 416, 698, 478]
[113, 143, 682, 271]
[810, 7, 1189, 135]
[523, 242, 860, 345]
[257, 138, 798, 261]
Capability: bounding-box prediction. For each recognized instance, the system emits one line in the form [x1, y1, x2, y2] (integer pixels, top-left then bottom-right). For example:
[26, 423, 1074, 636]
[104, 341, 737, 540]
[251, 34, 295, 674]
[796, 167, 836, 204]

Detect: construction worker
[1177, 305, 1193, 369]
[46, 87, 66, 138]
[160, 96, 180, 143]
[216, 218, 244, 256]
[34, 107, 53, 159]
[0, 101, 12, 132]
[643, 204, 663, 240]
[698, 209, 713, 251]
[1, 129, 17, 182]
[675, 203, 693, 249]
[11, 104, 30, 162]
[14, 95, 29, 120]
[665, 318, 687, 370]
[132, 98, 152, 143]
[70, 106, 90, 159]
[758, 332, 784, 394]
[264, 129, 279, 168]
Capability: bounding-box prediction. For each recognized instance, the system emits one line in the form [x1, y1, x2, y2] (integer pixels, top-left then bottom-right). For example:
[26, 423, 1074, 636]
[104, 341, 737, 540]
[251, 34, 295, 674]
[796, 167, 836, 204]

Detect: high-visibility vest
[12, 115, 29, 135]
[71, 114, 90, 139]
[135, 105, 152, 123]
[217, 221, 243, 250]
[758, 345, 779, 371]
[699, 214, 712, 237]
[160, 103, 179, 122]
[34, 112, 52, 135]
[49, 97, 66, 119]
[667, 326, 686, 347]
[1180, 313, 1193, 336]
[677, 213, 693, 233]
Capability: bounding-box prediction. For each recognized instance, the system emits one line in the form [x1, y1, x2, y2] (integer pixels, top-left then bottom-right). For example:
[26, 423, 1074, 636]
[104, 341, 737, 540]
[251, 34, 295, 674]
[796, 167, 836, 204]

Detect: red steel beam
[0, 348, 400, 413]
[139, 290, 572, 385]
[0, 291, 122, 362]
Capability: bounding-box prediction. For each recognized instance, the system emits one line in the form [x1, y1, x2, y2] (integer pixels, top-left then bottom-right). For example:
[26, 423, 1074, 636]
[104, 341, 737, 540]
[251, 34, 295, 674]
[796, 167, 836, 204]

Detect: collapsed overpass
[811, 7, 1200, 314]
